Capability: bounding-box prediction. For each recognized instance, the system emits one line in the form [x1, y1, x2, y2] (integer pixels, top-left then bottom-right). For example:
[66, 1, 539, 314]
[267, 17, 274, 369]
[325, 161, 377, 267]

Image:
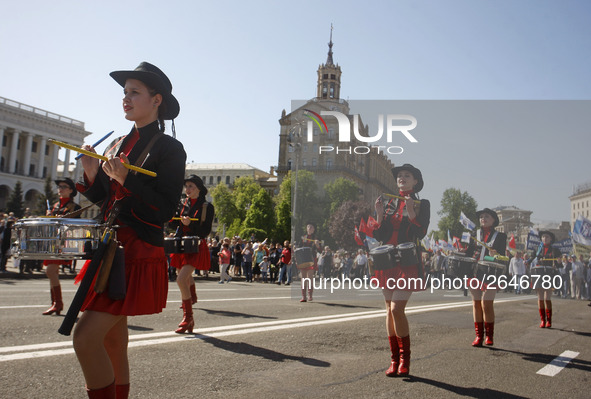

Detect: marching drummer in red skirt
[463, 208, 507, 347]
[169, 175, 214, 333]
[529, 231, 561, 328]
[42, 177, 81, 316]
[74, 62, 186, 398]
[299, 222, 322, 302]
[371, 164, 430, 377]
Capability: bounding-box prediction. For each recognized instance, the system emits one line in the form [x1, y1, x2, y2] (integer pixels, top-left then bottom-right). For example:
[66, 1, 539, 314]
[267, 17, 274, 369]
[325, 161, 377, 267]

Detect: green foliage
[243, 188, 275, 236]
[226, 219, 243, 239]
[7, 181, 25, 218]
[437, 188, 478, 238]
[324, 178, 360, 213]
[239, 227, 267, 241]
[293, 170, 319, 239]
[233, 176, 262, 221]
[211, 183, 238, 227]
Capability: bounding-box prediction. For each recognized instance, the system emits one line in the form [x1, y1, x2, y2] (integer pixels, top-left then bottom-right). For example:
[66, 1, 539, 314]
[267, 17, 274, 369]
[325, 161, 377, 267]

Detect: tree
[7, 181, 25, 218]
[324, 178, 360, 214]
[36, 176, 58, 215]
[437, 188, 478, 239]
[328, 200, 373, 252]
[274, 172, 291, 243]
[243, 188, 275, 237]
[233, 176, 263, 221]
[211, 183, 238, 231]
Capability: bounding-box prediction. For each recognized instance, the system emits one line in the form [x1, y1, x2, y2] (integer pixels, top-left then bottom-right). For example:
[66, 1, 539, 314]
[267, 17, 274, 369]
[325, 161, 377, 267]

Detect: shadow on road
[200, 308, 278, 319]
[313, 302, 379, 310]
[402, 375, 529, 398]
[201, 336, 330, 367]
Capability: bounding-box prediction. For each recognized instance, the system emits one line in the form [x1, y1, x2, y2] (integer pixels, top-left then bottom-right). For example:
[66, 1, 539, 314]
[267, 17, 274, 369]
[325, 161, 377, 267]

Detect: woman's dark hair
[148, 87, 167, 133]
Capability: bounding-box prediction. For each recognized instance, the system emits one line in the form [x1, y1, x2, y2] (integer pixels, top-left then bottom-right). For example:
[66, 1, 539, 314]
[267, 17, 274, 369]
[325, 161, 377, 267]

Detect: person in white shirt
[509, 251, 526, 294]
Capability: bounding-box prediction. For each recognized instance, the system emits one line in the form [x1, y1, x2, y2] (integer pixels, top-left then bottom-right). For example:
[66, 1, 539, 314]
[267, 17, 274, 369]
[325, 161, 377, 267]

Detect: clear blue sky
[2, 0, 590, 228]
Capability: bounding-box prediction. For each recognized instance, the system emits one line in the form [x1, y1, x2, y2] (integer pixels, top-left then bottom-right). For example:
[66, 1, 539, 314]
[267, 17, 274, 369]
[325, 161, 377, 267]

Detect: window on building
[29, 164, 35, 176]
[43, 166, 47, 178]
[32, 141, 38, 153]
[314, 127, 319, 136]
[303, 144, 308, 152]
[322, 83, 327, 98]
[326, 158, 332, 168]
[323, 74, 328, 79]
[330, 74, 336, 80]
[312, 158, 317, 167]
[2, 135, 6, 147]
[328, 128, 335, 139]
[287, 159, 292, 169]
[330, 83, 335, 98]
[217, 176, 221, 183]
[225, 176, 230, 184]
[45, 145, 50, 155]
[302, 159, 307, 166]
[313, 144, 318, 153]
[209, 176, 213, 185]
[17, 138, 21, 150]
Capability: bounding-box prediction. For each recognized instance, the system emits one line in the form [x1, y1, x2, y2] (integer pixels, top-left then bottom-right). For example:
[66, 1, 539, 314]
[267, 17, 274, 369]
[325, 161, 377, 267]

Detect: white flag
[461, 232, 471, 243]
[460, 212, 476, 231]
[572, 214, 591, 246]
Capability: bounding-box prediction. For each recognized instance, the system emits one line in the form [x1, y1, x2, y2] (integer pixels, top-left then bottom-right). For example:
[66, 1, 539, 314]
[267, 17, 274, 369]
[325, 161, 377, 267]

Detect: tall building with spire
[276, 29, 395, 204]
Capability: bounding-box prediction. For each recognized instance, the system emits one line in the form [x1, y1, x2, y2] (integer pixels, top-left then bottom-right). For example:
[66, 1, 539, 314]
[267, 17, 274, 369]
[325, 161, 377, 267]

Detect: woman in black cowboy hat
[298, 222, 322, 302]
[528, 230, 561, 328]
[371, 164, 430, 377]
[169, 174, 214, 333]
[464, 208, 507, 347]
[74, 62, 186, 398]
[41, 177, 82, 316]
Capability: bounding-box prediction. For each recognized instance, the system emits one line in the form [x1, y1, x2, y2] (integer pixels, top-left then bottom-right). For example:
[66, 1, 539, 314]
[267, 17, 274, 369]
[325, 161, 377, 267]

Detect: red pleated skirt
[169, 239, 210, 270]
[372, 263, 424, 291]
[75, 226, 168, 316]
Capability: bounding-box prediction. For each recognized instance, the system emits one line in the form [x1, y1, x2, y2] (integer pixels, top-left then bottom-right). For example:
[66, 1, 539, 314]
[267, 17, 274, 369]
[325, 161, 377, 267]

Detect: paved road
[0, 274, 590, 398]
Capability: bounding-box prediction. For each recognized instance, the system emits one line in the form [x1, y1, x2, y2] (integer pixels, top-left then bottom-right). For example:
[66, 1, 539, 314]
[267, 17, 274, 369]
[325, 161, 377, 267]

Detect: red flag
[359, 218, 372, 237]
[367, 216, 379, 230]
[452, 236, 460, 249]
[509, 234, 516, 249]
[354, 226, 364, 245]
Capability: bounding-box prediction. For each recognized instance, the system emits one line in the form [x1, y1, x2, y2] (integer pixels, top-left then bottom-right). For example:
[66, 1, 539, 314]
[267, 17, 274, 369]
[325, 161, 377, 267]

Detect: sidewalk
[0, 258, 78, 280]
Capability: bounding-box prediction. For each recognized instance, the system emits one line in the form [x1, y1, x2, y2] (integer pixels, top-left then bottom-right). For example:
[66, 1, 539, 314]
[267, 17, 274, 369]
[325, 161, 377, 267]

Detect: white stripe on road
[536, 350, 579, 376]
[0, 296, 533, 362]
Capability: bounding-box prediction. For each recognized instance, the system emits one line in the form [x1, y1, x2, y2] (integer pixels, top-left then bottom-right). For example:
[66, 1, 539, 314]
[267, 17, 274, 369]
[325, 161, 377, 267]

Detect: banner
[525, 232, 572, 255]
[553, 238, 573, 255]
[572, 214, 591, 246]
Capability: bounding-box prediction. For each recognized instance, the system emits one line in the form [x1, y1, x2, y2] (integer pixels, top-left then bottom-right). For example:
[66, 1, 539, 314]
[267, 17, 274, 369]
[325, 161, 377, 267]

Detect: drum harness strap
[476, 229, 498, 261]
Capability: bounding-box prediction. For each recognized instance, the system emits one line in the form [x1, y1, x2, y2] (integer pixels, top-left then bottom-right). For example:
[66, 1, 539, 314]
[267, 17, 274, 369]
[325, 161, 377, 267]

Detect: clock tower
[316, 25, 341, 100]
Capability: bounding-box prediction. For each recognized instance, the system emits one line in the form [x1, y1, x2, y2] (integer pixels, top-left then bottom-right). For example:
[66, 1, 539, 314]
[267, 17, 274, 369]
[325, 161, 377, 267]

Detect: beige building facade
[0, 96, 91, 211]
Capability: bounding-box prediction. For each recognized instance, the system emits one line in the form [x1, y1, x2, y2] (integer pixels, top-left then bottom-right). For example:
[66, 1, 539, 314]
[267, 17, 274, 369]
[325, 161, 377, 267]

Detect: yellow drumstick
[49, 139, 157, 177]
[171, 217, 200, 222]
[382, 193, 421, 204]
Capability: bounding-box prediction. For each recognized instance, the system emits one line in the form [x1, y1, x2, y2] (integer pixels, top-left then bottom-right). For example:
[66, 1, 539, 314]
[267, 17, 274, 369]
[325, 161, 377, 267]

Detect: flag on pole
[572, 214, 591, 246]
[461, 232, 471, 243]
[354, 226, 364, 246]
[421, 234, 431, 251]
[460, 212, 476, 231]
[359, 218, 372, 237]
[509, 234, 516, 249]
[447, 230, 452, 244]
[367, 216, 379, 231]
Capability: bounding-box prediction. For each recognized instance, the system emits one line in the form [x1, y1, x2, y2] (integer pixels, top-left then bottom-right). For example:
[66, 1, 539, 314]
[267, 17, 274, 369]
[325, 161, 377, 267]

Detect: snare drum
[447, 255, 476, 278]
[13, 218, 101, 260]
[370, 245, 396, 270]
[396, 242, 418, 267]
[295, 247, 314, 269]
[164, 236, 200, 254]
[475, 261, 506, 281]
[530, 266, 554, 277]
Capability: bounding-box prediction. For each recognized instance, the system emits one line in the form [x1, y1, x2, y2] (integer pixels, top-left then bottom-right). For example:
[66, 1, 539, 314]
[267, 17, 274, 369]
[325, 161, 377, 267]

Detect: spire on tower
[326, 23, 334, 66]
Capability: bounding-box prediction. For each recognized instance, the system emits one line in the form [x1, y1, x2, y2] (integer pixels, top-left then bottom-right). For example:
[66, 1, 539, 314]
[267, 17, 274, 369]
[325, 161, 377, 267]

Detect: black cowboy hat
[184, 174, 208, 196]
[391, 164, 424, 193]
[538, 230, 556, 244]
[54, 177, 77, 197]
[110, 62, 180, 120]
[476, 208, 499, 228]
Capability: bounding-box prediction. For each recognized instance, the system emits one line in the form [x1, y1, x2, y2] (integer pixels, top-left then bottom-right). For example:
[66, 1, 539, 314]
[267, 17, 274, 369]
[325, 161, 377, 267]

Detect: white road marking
[0, 296, 534, 362]
[536, 350, 579, 376]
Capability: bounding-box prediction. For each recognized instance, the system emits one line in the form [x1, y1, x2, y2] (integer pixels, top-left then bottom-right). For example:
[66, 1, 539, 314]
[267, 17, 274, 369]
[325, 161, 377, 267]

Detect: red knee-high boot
[175, 299, 194, 334]
[300, 288, 307, 302]
[539, 307, 546, 328]
[115, 383, 129, 399]
[42, 285, 63, 315]
[86, 381, 115, 398]
[385, 335, 399, 377]
[472, 322, 484, 347]
[397, 335, 411, 376]
[545, 308, 552, 328]
[484, 322, 494, 346]
[308, 286, 313, 302]
[190, 283, 198, 304]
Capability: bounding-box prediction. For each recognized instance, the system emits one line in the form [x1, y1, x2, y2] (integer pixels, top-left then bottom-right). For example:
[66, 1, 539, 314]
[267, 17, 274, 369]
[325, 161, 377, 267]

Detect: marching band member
[299, 222, 322, 302]
[74, 62, 186, 398]
[372, 164, 430, 377]
[42, 178, 81, 316]
[464, 208, 507, 347]
[169, 175, 214, 333]
[529, 231, 561, 328]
